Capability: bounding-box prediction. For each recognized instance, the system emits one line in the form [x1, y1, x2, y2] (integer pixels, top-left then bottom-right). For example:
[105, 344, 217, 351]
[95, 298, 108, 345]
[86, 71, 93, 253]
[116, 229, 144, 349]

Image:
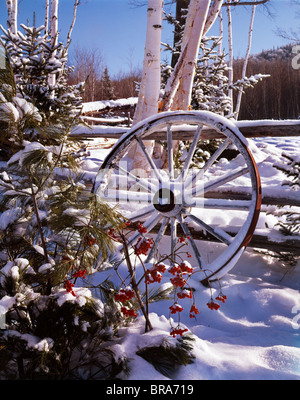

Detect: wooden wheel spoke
[185, 137, 231, 188]
[145, 217, 168, 263]
[178, 123, 203, 181]
[186, 165, 249, 198]
[185, 212, 233, 245]
[112, 163, 157, 193]
[126, 211, 162, 248]
[203, 166, 249, 194]
[176, 214, 205, 269]
[167, 124, 174, 180]
[101, 189, 152, 204]
[170, 217, 177, 264]
[128, 204, 155, 222]
[135, 137, 163, 183]
[203, 198, 251, 210]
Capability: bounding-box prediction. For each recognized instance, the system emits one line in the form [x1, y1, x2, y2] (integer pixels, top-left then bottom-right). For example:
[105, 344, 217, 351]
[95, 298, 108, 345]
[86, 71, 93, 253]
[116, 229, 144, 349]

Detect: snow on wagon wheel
[94, 111, 262, 285]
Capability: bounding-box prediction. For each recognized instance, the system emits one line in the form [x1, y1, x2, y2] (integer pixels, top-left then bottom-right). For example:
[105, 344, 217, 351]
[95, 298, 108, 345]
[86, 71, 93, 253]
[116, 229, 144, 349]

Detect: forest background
[1, 0, 299, 120]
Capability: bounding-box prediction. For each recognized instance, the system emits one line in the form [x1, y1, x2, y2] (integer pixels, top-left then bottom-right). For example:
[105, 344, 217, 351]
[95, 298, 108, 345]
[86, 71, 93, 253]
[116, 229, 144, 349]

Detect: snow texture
[76, 131, 300, 380]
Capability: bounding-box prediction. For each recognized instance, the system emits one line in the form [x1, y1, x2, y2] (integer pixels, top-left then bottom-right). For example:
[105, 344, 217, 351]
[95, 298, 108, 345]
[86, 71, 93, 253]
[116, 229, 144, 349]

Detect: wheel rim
[94, 110, 262, 284]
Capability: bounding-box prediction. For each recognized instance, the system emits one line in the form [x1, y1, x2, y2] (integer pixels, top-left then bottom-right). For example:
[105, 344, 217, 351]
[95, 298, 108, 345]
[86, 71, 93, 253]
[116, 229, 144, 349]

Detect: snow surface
[73, 132, 300, 380]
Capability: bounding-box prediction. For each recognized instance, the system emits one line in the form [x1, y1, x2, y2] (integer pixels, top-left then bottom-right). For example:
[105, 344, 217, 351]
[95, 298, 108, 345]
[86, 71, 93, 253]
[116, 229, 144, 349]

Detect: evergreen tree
[101, 66, 114, 100]
[0, 23, 84, 125]
[0, 50, 128, 380]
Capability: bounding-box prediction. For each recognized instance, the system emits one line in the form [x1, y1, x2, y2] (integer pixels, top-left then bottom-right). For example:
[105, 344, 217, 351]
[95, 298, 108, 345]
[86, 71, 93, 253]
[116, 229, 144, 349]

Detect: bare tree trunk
[48, 0, 59, 88]
[66, 0, 80, 52]
[169, 0, 211, 111]
[234, 3, 256, 118]
[203, 0, 224, 35]
[6, 0, 18, 34]
[171, 0, 190, 68]
[226, 0, 233, 115]
[132, 0, 163, 125]
[45, 0, 50, 35]
[130, 0, 164, 171]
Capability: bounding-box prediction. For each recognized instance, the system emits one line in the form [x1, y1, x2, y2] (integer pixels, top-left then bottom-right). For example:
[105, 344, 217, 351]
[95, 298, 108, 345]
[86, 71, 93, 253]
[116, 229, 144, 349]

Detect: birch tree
[129, 0, 164, 170]
[226, 0, 233, 115]
[48, 0, 59, 88]
[5, 0, 18, 35]
[169, 0, 211, 111]
[234, 2, 256, 118]
[132, 0, 164, 125]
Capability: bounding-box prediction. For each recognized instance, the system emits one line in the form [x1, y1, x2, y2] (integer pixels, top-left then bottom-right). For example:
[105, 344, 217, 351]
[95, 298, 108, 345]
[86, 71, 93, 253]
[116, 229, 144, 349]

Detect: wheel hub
[153, 188, 183, 217]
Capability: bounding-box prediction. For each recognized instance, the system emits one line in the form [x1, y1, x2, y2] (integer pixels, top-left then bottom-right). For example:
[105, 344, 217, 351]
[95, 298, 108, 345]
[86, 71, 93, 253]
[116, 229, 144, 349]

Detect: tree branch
[223, 0, 270, 6]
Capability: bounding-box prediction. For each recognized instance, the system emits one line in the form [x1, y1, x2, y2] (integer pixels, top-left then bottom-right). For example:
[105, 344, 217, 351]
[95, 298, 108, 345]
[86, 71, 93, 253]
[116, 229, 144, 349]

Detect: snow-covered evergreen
[0, 23, 84, 124]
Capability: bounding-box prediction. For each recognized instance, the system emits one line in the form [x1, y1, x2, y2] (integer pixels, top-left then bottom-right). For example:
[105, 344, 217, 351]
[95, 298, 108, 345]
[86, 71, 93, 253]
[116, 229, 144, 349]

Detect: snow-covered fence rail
[72, 117, 300, 255]
[71, 118, 300, 209]
[72, 119, 300, 141]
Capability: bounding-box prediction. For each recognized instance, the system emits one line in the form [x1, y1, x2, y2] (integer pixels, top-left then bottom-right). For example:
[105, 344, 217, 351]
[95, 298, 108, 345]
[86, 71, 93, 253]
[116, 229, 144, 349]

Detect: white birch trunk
[6, 0, 18, 35]
[226, 1, 233, 115]
[171, 0, 211, 111]
[234, 3, 256, 118]
[203, 0, 224, 36]
[48, 0, 59, 88]
[129, 0, 163, 171]
[132, 0, 163, 125]
[45, 0, 50, 35]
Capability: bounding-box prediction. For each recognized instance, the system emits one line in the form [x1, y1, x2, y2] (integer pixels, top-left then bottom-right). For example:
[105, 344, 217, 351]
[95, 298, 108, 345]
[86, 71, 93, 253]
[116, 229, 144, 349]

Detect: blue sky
[0, 0, 298, 76]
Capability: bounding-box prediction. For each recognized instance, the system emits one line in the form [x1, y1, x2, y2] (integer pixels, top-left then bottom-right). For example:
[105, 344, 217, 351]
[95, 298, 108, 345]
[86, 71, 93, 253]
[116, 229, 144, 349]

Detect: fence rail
[71, 120, 300, 140]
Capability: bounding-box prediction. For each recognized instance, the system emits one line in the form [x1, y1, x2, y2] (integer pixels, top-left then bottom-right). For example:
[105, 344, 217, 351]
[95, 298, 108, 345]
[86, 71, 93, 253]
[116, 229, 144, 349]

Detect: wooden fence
[72, 120, 300, 255]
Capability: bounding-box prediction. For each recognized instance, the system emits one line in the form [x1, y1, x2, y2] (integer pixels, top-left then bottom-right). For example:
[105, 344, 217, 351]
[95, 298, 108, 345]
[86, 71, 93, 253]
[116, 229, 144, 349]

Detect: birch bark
[45, 0, 50, 35]
[203, 0, 224, 36]
[234, 3, 256, 118]
[226, 0, 233, 115]
[132, 0, 163, 125]
[48, 0, 59, 88]
[6, 0, 18, 35]
[129, 0, 163, 171]
[163, 0, 211, 111]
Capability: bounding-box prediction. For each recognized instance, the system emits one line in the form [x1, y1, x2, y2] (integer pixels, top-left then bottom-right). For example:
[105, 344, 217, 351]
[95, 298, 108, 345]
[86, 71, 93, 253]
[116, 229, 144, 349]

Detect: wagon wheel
[94, 111, 262, 284]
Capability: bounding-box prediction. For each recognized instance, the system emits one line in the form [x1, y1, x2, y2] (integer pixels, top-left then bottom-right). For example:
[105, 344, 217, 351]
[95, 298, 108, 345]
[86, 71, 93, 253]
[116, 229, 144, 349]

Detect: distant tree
[101, 66, 115, 100]
[68, 47, 103, 103]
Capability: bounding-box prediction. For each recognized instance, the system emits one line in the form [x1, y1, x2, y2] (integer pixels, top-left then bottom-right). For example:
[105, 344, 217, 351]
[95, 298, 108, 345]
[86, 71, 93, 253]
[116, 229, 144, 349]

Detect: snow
[82, 97, 138, 114]
[76, 131, 300, 380]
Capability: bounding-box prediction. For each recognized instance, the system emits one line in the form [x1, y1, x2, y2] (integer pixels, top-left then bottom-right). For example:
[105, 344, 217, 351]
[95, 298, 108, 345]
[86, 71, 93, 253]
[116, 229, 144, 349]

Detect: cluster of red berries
[169, 303, 184, 314]
[177, 289, 193, 299]
[114, 287, 137, 318]
[189, 304, 200, 318]
[207, 294, 227, 310]
[170, 326, 189, 337]
[63, 269, 88, 297]
[84, 235, 96, 247]
[114, 287, 135, 303]
[73, 269, 87, 279]
[169, 262, 193, 289]
[169, 261, 193, 276]
[134, 237, 153, 256]
[63, 279, 76, 297]
[108, 227, 118, 240]
[120, 307, 137, 318]
[178, 236, 191, 244]
[138, 224, 147, 234]
[145, 262, 167, 284]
